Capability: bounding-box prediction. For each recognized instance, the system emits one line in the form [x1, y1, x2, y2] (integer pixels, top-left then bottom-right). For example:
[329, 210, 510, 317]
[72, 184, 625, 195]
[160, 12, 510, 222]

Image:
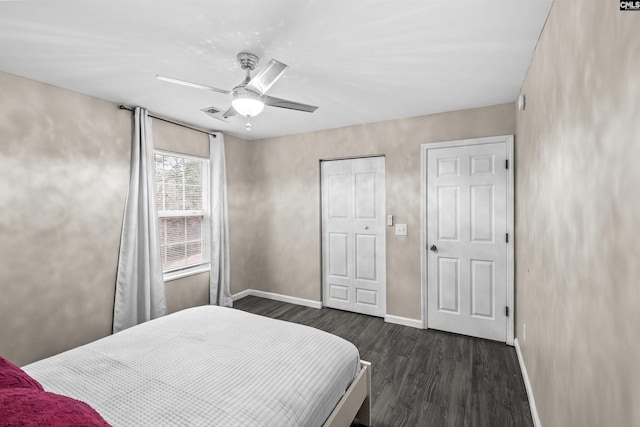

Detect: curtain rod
[119, 105, 217, 137]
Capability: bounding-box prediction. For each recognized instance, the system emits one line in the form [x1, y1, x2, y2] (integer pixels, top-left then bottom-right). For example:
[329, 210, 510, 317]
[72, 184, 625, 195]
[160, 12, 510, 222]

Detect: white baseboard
[231, 289, 252, 301]
[384, 314, 423, 329]
[514, 338, 541, 427]
[234, 290, 423, 329]
[232, 289, 322, 309]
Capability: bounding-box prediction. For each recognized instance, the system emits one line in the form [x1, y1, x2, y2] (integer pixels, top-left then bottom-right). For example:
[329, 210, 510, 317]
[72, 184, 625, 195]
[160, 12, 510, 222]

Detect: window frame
[154, 149, 211, 281]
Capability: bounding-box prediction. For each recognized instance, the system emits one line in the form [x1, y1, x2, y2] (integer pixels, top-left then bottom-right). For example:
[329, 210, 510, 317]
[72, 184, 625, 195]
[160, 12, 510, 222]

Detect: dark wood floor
[234, 296, 532, 427]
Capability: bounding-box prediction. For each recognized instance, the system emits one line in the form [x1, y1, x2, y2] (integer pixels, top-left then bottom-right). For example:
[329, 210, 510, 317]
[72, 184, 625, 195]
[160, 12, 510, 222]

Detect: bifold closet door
[321, 157, 386, 317]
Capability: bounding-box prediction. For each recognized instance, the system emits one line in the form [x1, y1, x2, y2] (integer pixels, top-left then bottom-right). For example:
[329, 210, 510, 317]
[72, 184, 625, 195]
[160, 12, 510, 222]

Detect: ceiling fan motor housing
[237, 52, 259, 71]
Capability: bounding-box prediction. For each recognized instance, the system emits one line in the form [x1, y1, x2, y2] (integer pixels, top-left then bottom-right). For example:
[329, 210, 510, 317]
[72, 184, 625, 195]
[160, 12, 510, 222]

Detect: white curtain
[209, 133, 232, 307]
[113, 107, 167, 333]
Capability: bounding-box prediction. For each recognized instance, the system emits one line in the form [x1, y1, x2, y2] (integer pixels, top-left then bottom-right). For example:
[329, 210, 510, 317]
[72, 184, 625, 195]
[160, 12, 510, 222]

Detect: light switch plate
[395, 224, 408, 236]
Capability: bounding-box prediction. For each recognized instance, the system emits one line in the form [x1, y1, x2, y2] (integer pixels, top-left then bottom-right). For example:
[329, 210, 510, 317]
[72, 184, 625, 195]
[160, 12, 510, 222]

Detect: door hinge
[505, 159, 509, 169]
[505, 306, 509, 317]
[506, 233, 509, 243]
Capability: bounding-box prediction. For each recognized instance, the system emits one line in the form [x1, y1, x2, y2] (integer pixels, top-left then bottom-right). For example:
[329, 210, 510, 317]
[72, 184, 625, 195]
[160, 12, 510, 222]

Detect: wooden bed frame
[323, 360, 372, 427]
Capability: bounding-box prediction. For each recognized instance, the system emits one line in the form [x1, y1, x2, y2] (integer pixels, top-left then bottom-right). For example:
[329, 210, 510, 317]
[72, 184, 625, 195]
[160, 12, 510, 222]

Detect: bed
[20, 306, 372, 427]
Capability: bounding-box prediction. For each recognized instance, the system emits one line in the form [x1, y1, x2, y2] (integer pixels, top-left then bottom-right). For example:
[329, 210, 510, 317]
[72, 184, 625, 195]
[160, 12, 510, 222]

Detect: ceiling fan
[156, 52, 318, 130]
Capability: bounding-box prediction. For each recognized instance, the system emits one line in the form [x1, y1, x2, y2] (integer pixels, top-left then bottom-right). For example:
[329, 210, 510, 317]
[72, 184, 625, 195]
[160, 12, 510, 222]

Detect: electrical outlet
[395, 224, 407, 236]
[387, 215, 393, 226]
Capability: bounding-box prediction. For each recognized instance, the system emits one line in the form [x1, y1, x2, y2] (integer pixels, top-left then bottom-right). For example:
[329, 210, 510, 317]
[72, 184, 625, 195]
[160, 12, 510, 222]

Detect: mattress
[23, 306, 360, 426]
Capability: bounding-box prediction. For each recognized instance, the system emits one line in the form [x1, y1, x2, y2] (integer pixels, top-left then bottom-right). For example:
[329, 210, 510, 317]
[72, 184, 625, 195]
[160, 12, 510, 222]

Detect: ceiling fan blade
[246, 59, 288, 95]
[156, 75, 231, 95]
[264, 95, 318, 113]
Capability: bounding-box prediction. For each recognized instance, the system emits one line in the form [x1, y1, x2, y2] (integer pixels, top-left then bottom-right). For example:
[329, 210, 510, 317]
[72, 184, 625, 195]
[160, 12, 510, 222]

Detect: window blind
[155, 152, 209, 273]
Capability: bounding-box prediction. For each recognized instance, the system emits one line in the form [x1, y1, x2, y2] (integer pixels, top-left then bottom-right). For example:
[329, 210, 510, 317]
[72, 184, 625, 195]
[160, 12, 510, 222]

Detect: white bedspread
[24, 306, 360, 427]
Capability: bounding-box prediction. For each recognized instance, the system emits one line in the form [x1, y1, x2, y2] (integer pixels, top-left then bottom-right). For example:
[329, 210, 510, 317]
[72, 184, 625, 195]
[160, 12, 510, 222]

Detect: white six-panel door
[427, 141, 509, 342]
[321, 157, 386, 317]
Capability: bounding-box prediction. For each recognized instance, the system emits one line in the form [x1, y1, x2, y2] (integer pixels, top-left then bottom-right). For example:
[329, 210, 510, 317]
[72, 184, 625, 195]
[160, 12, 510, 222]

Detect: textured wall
[0, 72, 250, 365]
[224, 135, 254, 296]
[153, 118, 209, 157]
[0, 71, 131, 366]
[165, 273, 209, 314]
[515, 0, 640, 425]
[247, 104, 515, 320]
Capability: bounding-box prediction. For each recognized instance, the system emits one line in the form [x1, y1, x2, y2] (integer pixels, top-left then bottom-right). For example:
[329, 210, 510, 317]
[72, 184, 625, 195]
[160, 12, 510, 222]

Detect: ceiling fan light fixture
[231, 87, 264, 117]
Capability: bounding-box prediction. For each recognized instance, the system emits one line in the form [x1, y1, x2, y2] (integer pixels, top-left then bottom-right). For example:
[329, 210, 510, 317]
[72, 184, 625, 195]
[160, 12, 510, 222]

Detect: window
[154, 151, 209, 276]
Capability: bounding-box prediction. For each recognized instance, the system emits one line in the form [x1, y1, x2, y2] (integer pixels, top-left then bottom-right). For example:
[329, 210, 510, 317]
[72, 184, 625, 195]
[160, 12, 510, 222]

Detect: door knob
[430, 245, 438, 253]
[364, 226, 369, 230]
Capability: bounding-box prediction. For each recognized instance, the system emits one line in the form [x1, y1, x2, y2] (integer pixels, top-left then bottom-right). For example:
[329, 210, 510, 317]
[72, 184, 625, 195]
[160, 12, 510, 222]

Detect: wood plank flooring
[234, 296, 532, 427]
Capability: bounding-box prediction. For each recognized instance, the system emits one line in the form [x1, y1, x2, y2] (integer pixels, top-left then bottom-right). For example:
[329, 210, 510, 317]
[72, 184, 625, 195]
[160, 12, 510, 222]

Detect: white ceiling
[0, 0, 553, 140]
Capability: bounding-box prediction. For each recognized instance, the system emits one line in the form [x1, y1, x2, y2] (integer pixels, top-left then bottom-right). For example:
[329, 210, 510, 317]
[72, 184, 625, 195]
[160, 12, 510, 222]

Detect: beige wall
[224, 134, 254, 296]
[165, 273, 209, 314]
[0, 71, 131, 366]
[515, 0, 640, 425]
[245, 104, 515, 320]
[0, 72, 249, 365]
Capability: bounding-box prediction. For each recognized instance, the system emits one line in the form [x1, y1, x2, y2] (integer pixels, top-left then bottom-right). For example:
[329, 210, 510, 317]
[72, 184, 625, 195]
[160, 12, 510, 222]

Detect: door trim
[420, 135, 514, 345]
